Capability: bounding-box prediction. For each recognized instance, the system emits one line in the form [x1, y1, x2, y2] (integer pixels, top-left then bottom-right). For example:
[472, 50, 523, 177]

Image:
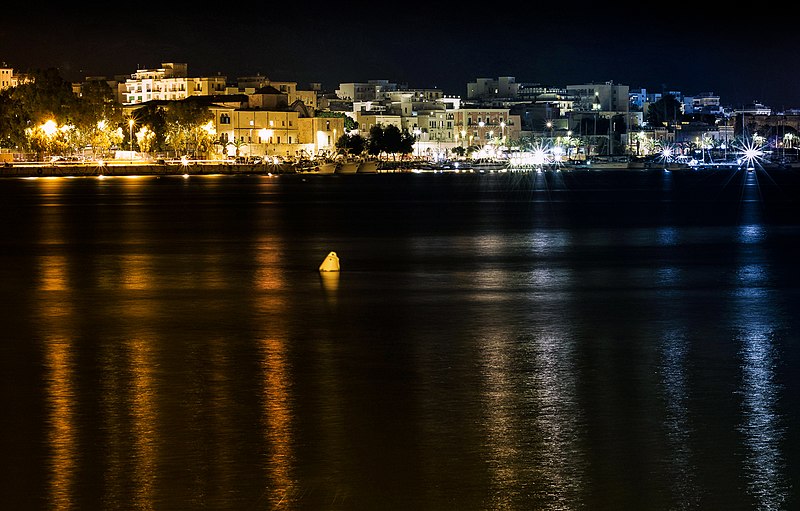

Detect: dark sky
[2, 6, 796, 108]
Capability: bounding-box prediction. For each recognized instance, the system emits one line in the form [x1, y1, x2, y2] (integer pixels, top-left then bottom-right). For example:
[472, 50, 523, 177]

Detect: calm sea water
[1, 169, 799, 510]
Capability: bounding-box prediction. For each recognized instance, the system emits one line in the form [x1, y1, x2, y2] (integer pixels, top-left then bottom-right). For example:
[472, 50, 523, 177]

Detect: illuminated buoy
[319, 251, 340, 272]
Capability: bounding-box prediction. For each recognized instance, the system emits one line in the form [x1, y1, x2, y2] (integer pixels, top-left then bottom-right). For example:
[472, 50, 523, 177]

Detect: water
[1, 169, 799, 510]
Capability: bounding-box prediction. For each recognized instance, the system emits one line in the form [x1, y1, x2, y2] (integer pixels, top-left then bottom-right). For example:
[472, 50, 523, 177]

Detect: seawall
[0, 163, 290, 178]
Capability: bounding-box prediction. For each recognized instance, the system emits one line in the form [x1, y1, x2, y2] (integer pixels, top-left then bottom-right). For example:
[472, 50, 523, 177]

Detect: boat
[471, 158, 509, 172]
[357, 159, 379, 173]
[310, 159, 337, 174]
[585, 156, 630, 169]
[336, 158, 360, 174]
[289, 158, 318, 173]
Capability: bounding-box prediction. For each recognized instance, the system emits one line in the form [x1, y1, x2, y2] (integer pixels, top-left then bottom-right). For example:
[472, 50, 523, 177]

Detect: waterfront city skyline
[2, 4, 798, 108]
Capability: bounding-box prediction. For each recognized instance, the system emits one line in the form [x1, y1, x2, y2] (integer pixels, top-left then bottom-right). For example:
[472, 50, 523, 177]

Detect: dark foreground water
[1, 168, 800, 510]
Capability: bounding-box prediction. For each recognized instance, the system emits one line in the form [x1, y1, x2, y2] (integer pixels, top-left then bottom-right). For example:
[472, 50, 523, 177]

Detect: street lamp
[413, 128, 422, 158]
[478, 121, 485, 147]
[128, 119, 135, 155]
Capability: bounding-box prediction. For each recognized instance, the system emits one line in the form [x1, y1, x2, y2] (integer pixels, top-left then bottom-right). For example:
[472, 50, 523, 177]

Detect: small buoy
[319, 251, 340, 272]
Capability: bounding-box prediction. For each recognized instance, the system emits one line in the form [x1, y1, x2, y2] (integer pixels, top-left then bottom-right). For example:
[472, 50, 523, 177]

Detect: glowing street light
[42, 119, 58, 137]
[128, 118, 135, 154]
[735, 137, 765, 171]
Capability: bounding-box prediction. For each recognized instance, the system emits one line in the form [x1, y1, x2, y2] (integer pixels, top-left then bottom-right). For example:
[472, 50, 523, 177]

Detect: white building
[335, 80, 401, 101]
[123, 62, 227, 105]
[467, 77, 519, 99]
[566, 81, 630, 113]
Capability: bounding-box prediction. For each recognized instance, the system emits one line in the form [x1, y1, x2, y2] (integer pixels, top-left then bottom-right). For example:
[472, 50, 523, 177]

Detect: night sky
[2, 5, 796, 108]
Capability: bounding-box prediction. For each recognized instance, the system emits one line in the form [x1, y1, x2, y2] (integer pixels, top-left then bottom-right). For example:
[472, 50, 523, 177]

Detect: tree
[0, 67, 77, 153]
[163, 100, 213, 157]
[364, 124, 415, 159]
[646, 94, 683, 127]
[366, 125, 384, 156]
[336, 133, 365, 156]
[135, 126, 157, 154]
[382, 124, 403, 159]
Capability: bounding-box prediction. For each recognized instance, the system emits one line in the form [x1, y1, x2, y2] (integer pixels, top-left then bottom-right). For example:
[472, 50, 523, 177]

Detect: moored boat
[357, 159, 379, 173]
[313, 159, 338, 174]
[336, 158, 360, 174]
[471, 158, 509, 172]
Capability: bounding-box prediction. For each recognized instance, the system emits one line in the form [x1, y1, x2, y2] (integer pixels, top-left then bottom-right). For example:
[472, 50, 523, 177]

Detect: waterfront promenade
[0, 161, 286, 178]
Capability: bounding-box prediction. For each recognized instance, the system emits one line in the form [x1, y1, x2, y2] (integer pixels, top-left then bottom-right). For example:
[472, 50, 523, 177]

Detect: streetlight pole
[128, 119, 134, 155]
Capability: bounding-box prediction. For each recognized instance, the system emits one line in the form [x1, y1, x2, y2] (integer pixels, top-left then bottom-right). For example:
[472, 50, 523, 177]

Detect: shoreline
[2, 162, 798, 178]
[0, 163, 302, 178]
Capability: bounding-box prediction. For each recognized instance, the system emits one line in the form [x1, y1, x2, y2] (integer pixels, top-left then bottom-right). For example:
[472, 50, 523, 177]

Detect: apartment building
[1, 63, 13, 90]
[229, 75, 318, 111]
[566, 81, 630, 113]
[467, 76, 519, 99]
[336, 80, 402, 101]
[123, 62, 226, 105]
[213, 106, 342, 159]
[451, 108, 519, 146]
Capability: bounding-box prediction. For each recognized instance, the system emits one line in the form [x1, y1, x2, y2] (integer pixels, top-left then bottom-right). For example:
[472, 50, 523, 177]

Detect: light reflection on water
[476, 234, 585, 509]
[45, 334, 76, 511]
[737, 327, 788, 510]
[659, 329, 699, 510]
[4, 173, 800, 510]
[733, 219, 789, 510]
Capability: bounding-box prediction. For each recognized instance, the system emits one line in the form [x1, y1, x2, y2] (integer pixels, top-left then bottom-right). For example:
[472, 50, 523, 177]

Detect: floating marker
[319, 251, 340, 272]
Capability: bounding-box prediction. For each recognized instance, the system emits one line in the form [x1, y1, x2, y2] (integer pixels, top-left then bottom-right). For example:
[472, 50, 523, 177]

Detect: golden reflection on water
[37, 195, 77, 508]
[45, 335, 76, 511]
[477, 264, 584, 509]
[119, 254, 153, 290]
[207, 337, 236, 500]
[254, 237, 285, 291]
[526, 329, 584, 510]
[319, 271, 340, 301]
[255, 232, 295, 505]
[39, 255, 69, 291]
[99, 301, 160, 510]
[479, 328, 517, 509]
[260, 335, 294, 505]
[128, 337, 158, 511]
